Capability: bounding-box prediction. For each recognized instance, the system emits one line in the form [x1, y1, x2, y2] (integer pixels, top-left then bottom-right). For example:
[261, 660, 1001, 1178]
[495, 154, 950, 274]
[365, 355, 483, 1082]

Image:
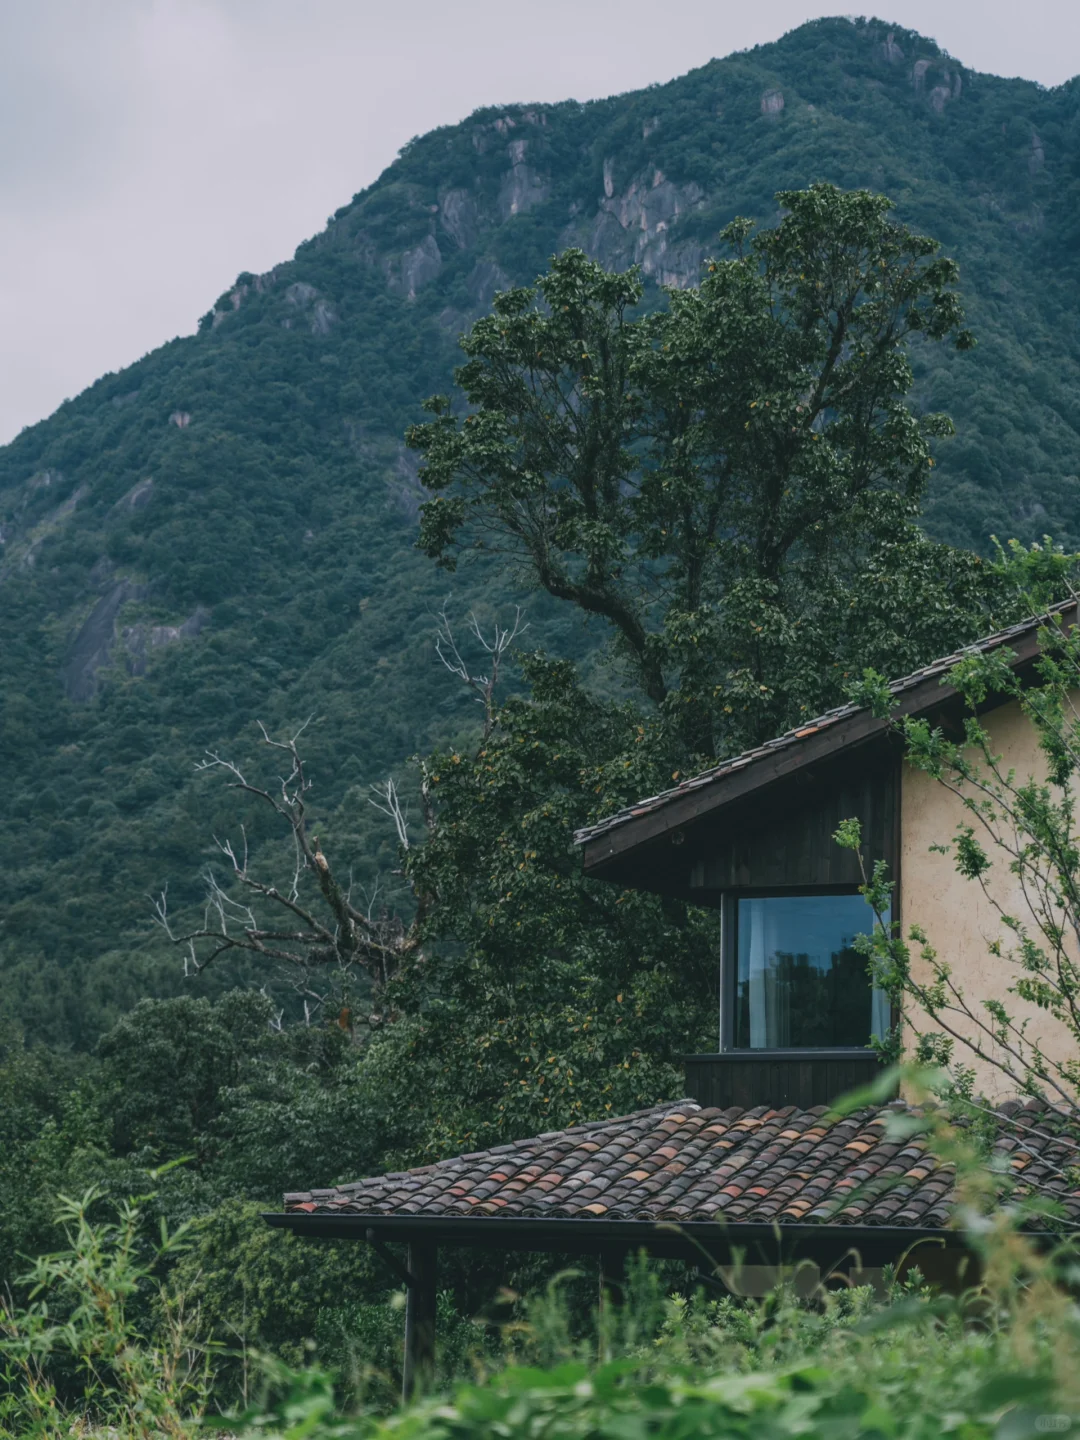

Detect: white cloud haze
[0, 0, 1076, 443]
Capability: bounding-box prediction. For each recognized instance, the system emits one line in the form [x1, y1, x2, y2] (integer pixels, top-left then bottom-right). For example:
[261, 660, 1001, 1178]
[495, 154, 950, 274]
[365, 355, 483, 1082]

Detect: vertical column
[597, 1247, 627, 1361]
[598, 1247, 627, 1308]
[402, 1240, 438, 1405]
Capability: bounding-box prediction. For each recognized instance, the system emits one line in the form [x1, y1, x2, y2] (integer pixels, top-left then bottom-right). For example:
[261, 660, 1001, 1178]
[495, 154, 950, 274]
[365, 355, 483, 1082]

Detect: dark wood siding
[687, 750, 896, 896]
[684, 1051, 888, 1110]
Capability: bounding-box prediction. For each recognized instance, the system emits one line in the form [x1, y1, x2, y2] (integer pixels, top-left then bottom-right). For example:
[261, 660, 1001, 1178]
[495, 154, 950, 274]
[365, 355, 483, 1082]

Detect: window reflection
[734, 894, 890, 1049]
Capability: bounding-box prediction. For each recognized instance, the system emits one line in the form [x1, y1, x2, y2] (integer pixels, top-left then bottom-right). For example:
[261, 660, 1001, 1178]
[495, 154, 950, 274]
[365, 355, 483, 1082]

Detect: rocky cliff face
[197, 16, 1075, 345]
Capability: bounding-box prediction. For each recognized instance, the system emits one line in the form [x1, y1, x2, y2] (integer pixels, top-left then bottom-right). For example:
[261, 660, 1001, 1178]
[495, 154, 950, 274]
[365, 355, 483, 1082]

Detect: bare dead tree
[434, 599, 526, 740]
[154, 604, 525, 1027]
[152, 719, 428, 1027]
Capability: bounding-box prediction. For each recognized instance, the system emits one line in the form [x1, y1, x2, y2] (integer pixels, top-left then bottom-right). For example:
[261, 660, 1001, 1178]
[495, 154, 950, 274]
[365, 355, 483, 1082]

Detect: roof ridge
[575, 605, 1076, 847]
[328, 1099, 707, 1187]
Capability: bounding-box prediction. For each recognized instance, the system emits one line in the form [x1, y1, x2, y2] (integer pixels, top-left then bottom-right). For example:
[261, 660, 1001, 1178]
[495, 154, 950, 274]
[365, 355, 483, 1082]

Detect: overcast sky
[0, 1, 1076, 445]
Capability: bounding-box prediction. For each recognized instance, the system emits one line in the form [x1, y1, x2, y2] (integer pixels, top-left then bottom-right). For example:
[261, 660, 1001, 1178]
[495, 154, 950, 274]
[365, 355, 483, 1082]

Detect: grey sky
[1, 1, 1076, 445]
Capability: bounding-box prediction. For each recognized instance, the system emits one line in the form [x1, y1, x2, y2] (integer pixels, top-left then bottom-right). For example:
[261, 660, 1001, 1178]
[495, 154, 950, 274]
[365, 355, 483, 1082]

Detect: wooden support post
[598, 1247, 627, 1309]
[402, 1240, 437, 1405]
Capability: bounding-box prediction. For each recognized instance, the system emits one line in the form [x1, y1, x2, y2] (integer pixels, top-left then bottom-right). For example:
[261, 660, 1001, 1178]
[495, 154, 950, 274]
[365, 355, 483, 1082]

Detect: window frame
[718, 883, 890, 1054]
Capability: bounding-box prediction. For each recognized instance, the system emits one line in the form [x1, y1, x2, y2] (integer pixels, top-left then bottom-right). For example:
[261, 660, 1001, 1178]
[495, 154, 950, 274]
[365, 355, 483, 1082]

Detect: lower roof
[274, 1095, 1079, 1241]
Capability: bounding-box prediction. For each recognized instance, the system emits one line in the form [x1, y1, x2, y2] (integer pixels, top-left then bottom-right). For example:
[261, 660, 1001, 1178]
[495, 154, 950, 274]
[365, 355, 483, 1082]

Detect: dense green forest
[2, 18, 1080, 1430]
[1, 15, 1079, 1046]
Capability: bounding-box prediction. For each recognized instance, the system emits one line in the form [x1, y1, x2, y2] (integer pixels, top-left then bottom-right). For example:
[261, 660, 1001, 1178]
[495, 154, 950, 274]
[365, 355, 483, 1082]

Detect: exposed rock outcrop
[208, 267, 281, 327]
[576, 166, 706, 289]
[498, 140, 549, 220]
[1, 480, 88, 578]
[121, 606, 210, 677]
[440, 188, 479, 249]
[309, 299, 336, 334]
[467, 258, 511, 309]
[913, 59, 962, 113]
[62, 579, 147, 701]
[387, 235, 443, 298]
[285, 281, 318, 307]
[63, 584, 210, 700]
[387, 446, 426, 522]
[115, 478, 154, 512]
[760, 89, 784, 116]
[282, 281, 338, 331]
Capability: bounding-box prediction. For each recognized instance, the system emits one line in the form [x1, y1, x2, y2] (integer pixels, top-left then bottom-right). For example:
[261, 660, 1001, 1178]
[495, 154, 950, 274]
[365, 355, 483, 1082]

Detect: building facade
[576, 611, 1078, 1105]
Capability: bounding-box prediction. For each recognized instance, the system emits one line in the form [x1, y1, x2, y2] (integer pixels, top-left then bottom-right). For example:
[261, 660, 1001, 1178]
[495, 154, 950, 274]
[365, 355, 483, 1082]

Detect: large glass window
[733, 893, 890, 1049]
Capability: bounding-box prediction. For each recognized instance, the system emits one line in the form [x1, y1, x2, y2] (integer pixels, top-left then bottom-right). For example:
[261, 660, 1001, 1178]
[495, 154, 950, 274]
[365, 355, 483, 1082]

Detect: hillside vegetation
[2, 15, 1079, 1047]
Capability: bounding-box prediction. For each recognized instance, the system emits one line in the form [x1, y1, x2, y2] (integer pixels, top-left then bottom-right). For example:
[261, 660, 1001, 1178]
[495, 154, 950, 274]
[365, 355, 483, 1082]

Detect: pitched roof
[283, 1096, 1080, 1231]
[575, 608, 1069, 853]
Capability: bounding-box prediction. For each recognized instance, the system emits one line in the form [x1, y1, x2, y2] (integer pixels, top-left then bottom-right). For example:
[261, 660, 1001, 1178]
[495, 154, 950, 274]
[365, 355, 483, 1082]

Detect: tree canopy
[411, 185, 997, 761]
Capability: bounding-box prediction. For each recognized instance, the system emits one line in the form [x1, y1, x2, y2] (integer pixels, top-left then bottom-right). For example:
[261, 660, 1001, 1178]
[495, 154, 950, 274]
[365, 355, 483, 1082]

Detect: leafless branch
[370, 777, 410, 850]
[156, 602, 523, 1027]
[434, 598, 527, 738]
[153, 720, 428, 1028]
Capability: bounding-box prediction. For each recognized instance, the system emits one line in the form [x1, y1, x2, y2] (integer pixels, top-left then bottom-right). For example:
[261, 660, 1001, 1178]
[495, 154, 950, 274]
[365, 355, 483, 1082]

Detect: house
[267, 608, 1079, 1397]
[577, 605, 1078, 1109]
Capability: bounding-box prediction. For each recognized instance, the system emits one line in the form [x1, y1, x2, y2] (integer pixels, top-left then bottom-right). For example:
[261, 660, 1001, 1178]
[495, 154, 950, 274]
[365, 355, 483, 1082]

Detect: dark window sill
[682, 1048, 881, 1063]
[682, 1050, 891, 1108]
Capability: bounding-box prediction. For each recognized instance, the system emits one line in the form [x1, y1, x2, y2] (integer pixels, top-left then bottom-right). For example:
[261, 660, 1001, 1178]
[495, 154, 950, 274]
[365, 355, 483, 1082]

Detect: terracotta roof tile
[283, 1097, 1080, 1230]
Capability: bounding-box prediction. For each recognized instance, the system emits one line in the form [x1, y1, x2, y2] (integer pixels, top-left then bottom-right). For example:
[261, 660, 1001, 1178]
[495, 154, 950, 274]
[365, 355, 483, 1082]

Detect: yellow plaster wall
[900, 697, 1077, 1102]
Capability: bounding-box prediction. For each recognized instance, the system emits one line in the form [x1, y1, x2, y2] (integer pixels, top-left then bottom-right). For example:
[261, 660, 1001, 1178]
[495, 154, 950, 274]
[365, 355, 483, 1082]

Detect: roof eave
[580, 707, 892, 875]
[264, 1210, 982, 1267]
[580, 614, 1058, 874]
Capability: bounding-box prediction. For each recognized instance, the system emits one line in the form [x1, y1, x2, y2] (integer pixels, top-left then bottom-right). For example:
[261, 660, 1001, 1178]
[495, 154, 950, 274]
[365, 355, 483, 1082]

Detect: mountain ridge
[2, 14, 1079, 1047]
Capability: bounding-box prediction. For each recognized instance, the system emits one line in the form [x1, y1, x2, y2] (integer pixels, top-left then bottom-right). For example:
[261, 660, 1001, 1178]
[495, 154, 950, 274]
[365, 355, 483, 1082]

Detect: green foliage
[349, 1355, 1055, 1440]
[0, 1189, 211, 1438]
[314, 1291, 497, 1413]
[94, 991, 375, 1201]
[0, 990, 389, 1323]
[168, 1200, 382, 1373]
[2, 18, 1080, 1043]
[411, 188, 997, 759]
[4, 1124, 1080, 1437]
[0, 1023, 107, 1289]
[0, 992, 586, 1394]
[364, 652, 715, 1156]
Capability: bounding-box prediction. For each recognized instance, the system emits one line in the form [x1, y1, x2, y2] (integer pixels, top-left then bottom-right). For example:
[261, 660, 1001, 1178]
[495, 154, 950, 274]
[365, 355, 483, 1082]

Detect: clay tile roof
[282, 1097, 1080, 1229]
[574, 608, 1073, 849]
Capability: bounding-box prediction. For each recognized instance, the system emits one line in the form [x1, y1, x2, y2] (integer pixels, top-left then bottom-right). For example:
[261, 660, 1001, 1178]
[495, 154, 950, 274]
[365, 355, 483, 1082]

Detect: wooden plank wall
[684, 1053, 886, 1110]
[687, 751, 896, 894]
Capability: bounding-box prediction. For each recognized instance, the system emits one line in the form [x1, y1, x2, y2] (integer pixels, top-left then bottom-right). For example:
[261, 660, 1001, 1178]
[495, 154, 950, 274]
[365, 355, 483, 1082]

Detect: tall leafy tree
[159, 189, 1035, 1158]
[410, 185, 998, 761]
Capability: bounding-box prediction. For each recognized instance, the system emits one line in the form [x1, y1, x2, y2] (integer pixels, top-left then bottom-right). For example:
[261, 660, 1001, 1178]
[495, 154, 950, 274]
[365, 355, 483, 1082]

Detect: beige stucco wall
[900, 696, 1078, 1102]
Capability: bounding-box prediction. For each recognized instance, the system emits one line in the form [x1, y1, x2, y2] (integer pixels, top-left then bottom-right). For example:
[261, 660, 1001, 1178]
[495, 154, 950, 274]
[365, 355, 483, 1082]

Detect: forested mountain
[2, 15, 1079, 1049]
